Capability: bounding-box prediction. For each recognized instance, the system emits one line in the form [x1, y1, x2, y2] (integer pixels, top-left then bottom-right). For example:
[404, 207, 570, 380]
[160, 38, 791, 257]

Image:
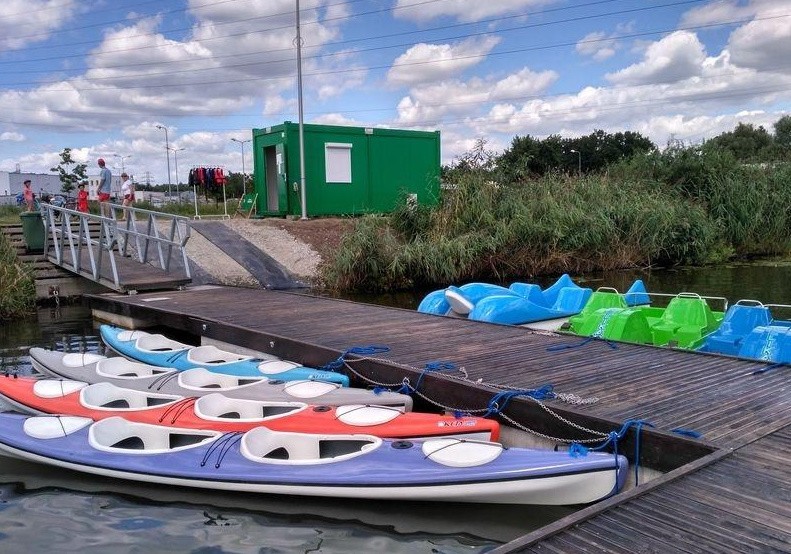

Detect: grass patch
[0, 229, 35, 319]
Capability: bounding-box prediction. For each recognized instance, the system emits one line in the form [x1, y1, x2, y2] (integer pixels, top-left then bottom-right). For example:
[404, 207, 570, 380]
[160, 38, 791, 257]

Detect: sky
[0, 0, 789, 184]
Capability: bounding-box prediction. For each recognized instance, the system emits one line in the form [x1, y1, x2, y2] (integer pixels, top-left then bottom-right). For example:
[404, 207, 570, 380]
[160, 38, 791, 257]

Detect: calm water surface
[1, 261, 789, 553]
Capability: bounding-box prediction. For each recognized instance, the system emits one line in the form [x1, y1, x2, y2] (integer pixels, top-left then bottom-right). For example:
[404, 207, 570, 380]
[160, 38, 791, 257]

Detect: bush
[0, 231, 35, 319]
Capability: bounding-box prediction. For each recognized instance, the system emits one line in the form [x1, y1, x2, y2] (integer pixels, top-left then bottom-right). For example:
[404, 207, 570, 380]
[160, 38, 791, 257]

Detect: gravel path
[185, 219, 321, 287]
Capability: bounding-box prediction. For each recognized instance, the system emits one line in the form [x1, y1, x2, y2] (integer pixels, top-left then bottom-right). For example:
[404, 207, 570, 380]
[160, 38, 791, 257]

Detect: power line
[8, 4, 772, 91]
[2, 0, 700, 80]
[2, 0, 441, 50]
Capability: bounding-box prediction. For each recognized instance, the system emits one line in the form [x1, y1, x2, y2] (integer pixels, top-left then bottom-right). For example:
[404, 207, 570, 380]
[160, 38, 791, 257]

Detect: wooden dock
[85, 286, 791, 552]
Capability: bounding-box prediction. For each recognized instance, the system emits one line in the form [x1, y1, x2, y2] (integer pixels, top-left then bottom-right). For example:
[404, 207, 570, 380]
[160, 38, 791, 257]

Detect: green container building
[251, 122, 441, 217]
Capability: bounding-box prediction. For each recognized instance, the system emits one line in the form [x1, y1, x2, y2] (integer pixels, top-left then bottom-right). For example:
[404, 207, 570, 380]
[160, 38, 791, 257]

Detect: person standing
[76, 182, 89, 213]
[120, 173, 134, 219]
[97, 158, 112, 217]
[22, 179, 35, 211]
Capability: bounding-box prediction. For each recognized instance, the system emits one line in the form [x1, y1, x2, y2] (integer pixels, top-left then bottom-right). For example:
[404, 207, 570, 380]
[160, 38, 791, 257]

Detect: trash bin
[20, 211, 45, 253]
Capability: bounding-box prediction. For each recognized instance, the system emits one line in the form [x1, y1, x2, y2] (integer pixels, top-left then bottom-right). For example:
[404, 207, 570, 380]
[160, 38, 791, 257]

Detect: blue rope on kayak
[318, 345, 391, 373]
[569, 418, 654, 486]
[482, 385, 556, 417]
[546, 337, 619, 352]
[751, 362, 786, 375]
[671, 427, 702, 438]
[396, 361, 458, 395]
[200, 432, 243, 468]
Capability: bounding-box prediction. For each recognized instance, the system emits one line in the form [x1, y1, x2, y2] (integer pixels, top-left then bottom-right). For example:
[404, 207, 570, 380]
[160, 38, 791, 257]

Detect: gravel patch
[183, 219, 321, 287]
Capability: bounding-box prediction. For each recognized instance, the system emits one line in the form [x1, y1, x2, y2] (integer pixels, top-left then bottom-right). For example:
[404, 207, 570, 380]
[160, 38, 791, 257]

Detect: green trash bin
[20, 211, 45, 253]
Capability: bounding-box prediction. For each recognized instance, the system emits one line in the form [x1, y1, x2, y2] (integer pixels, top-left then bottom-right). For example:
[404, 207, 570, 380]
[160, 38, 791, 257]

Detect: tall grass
[0, 230, 35, 319]
[324, 172, 723, 292]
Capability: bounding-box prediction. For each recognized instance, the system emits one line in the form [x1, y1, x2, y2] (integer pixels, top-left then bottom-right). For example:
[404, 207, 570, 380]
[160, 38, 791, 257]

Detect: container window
[325, 143, 352, 183]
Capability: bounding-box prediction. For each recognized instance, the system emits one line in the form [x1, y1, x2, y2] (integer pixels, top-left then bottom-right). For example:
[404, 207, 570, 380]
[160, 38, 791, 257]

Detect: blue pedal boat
[696, 300, 791, 363]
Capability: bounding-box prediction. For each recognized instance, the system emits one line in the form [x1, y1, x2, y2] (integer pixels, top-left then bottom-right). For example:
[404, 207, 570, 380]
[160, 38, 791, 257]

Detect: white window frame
[325, 142, 353, 184]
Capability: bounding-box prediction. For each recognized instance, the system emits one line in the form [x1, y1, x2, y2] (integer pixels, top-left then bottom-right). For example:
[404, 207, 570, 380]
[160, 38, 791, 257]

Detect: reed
[0, 230, 35, 319]
[323, 169, 727, 292]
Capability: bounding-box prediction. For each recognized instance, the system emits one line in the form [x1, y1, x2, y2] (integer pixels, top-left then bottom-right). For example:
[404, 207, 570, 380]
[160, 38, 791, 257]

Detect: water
[1, 260, 789, 553]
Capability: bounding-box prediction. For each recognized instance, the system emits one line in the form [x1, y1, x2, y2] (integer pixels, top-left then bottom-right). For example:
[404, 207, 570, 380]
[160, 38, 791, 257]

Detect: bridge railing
[40, 202, 192, 291]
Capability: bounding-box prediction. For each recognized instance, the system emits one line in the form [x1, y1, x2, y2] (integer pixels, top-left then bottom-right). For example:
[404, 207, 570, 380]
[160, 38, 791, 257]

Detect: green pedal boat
[566, 291, 725, 349]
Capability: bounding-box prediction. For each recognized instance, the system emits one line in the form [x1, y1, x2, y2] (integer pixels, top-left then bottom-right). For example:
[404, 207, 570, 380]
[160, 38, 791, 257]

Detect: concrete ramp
[191, 221, 308, 290]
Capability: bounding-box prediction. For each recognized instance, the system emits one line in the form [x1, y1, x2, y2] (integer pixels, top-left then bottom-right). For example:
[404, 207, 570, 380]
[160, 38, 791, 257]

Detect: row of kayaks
[0, 324, 629, 506]
[419, 276, 790, 364]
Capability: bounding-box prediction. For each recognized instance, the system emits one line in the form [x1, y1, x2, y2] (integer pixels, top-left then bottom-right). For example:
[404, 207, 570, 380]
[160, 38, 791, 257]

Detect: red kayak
[0, 377, 499, 441]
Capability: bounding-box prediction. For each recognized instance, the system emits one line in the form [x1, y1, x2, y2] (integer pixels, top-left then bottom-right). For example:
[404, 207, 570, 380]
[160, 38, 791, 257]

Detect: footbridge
[40, 202, 192, 294]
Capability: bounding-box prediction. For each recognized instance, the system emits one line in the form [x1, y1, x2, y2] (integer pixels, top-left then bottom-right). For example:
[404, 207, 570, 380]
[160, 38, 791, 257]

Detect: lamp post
[231, 137, 251, 195]
[113, 153, 131, 174]
[295, 0, 307, 220]
[168, 147, 185, 202]
[155, 124, 172, 199]
[570, 149, 582, 175]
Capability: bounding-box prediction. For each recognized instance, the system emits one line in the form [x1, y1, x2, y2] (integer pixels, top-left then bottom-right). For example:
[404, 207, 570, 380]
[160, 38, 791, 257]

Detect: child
[23, 179, 34, 212]
[77, 182, 89, 213]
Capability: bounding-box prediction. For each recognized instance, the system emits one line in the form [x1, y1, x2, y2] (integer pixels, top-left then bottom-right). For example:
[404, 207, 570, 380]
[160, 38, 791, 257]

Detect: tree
[704, 123, 773, 161]
[443, 138, 497, 183]
[50, 148, 87, 194]
[774, 115, 791, 151]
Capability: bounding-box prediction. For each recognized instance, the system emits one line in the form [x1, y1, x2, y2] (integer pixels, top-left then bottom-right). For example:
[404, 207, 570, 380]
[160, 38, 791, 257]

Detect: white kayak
[28, 348, 413, 410]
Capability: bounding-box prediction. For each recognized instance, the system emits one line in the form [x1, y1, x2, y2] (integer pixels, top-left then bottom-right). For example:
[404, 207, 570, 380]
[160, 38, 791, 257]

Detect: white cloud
[727, 14, 791, 72]
[0, 131, 25, 141]
[679, 1, 755, 27]
[576, 32, 618, 62]
[393, 67, 556, 126]
[387, 36, 501, 86]
[394, 0, 552, 24]
[0, 0, 78, 51]
[312, 113, 360, 126]
[606, 31, 706, 86]
[459, 27, 791, 147]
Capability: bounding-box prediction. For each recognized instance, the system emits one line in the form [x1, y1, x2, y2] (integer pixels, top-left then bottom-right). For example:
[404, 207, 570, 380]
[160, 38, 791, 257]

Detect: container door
[263, 143, 287, 214]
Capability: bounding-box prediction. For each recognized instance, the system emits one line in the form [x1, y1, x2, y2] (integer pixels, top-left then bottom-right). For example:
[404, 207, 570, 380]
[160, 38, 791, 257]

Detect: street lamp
[155, 124, 172, 199]
[570, 149, 582, 175]
[113, 153, 131, 174]
[231, 137, 251, 195]
[168, 147, 186, 201]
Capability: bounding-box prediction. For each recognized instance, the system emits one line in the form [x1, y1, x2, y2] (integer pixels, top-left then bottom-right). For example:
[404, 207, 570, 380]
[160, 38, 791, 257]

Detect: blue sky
[0, 0, 789, 184]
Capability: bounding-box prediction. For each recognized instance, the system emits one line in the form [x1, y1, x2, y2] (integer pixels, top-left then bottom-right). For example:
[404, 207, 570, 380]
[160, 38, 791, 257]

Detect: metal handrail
[40, 202, 191, 292]
[636, 291, 729, 311]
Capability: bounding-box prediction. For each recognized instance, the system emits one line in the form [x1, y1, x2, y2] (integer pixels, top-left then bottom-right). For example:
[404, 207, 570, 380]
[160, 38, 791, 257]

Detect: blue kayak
[0, 413, 628, 505]
[100, 324, 350, 386]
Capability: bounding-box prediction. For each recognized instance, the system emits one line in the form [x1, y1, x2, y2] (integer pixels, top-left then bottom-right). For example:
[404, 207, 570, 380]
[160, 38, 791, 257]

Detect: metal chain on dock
[337, 352, 607, 443]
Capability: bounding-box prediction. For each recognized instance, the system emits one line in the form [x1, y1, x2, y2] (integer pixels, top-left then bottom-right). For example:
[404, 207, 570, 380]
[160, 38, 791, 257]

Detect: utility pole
[168, 147, 185, 201]
[155, 124, 172, 199]
[295, 0, 307, 220]
[231, 137, 251, 195]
